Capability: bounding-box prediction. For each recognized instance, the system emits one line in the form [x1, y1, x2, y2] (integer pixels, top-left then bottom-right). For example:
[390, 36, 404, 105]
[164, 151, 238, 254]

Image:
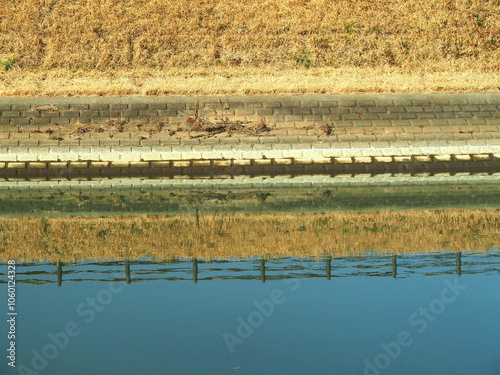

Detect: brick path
[0, 93, 499, 176]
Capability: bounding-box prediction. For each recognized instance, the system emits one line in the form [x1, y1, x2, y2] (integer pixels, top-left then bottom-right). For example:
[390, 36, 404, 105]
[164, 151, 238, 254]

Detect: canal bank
[1, 93, 499, 178]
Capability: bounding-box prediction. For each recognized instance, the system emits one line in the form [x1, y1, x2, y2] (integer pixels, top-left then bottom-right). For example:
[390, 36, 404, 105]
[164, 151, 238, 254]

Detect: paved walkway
[1, 93, 499, 176]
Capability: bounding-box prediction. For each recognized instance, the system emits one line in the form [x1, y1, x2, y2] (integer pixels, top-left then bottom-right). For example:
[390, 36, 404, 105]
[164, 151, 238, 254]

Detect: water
[1, 253, 500, 375]
[1, 174, 499, 216]
[1, 173, 499, 374]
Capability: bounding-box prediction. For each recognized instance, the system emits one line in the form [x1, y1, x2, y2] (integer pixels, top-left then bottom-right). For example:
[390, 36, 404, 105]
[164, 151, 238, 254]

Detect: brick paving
[0, 93, 499, 176]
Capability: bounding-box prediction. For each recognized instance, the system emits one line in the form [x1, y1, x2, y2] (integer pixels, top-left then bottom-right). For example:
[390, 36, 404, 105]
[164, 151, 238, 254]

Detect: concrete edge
[0, 152, 498, 170]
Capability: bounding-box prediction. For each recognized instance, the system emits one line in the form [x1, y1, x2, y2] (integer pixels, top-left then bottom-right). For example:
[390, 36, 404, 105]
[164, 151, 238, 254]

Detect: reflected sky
[1, 253, 500, 375]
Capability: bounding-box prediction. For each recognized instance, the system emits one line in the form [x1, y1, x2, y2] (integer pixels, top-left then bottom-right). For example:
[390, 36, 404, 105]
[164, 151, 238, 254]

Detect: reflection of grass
[0, 209, 498, 262]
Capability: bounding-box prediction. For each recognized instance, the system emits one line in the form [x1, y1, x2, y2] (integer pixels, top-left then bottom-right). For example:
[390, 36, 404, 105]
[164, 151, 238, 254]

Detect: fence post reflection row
[51, 253, 465, 285]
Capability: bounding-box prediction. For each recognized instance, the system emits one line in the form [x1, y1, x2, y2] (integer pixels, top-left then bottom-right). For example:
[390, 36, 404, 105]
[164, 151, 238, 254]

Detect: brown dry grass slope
[1, 210, 498, 261]
[0, 0, 499, 96]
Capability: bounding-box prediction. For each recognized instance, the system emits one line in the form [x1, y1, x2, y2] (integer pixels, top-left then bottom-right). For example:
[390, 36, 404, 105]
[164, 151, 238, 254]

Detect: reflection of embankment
[1, 209, 498, 261]
[2, 176, 499, 216]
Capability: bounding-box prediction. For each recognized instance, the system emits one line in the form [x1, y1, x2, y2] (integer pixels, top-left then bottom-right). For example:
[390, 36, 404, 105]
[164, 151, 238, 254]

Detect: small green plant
[344, 22, 361, 34]
[401, 41, 410, 54]
[294, 48, 312, 67]
[0, 58, 18, 71]
[473, 14, 484, 27]
[367, 26, 381, 34]
[97, 229, 110, 238]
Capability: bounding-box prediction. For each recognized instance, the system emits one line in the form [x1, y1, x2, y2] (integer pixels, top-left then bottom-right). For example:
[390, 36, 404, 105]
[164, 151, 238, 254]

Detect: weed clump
[294, 49, 313, 68]
[0, 58, 18, 71]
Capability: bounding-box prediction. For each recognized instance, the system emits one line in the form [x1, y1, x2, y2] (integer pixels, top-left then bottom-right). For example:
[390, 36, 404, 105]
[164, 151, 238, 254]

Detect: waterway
[0, 173, 499, 375]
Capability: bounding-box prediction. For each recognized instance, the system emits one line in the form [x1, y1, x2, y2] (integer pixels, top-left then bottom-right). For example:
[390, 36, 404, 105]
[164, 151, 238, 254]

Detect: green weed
[294, 49, 313, 68]
[0, 58, 18, 71]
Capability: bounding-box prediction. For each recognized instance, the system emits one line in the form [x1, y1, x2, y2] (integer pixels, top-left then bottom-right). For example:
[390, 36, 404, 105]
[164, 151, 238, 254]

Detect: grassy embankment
[0, 0, 498, 96]
[0, 209, 498, 261]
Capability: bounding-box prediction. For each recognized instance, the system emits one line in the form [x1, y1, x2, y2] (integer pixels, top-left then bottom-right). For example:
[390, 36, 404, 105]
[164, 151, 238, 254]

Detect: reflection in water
[1, 175, 499, 374]
[1, 209, 499, 261]
[56, 260, 63, 287]
[260, 258, 266, 283]
[1, 175, 499, 216]
[392, 254, 397, 278]
[1, 251, 500, 375]
[2, 251, 498, 286]
[125, 258, 131, 285]
[192, 258, 198, 284]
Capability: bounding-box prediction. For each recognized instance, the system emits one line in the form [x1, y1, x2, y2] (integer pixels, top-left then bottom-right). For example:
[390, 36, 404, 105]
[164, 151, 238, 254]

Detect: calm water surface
[1, 174, 499, 374]
[1, 253, 500, 375]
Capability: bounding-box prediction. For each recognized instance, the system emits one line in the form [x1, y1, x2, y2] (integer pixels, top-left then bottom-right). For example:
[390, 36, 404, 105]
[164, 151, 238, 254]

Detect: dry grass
[0, 209, 498, 262]
[1, 68, 498, 97]
[0, 0, 498, 96]
[12, 101, 271, 140]
[180, 100, 271, 138]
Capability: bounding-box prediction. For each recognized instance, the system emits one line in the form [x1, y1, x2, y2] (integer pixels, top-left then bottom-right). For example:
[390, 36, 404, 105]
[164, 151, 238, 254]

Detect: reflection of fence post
[192, 258, 198, 283]
[125, 259, 131, 284]
[260, 258, 266, 283]
[326, 256, 332, 280]
[56, 261, 63, 287]
[392, 254, 397, 278]
[456, 252, 462, 276]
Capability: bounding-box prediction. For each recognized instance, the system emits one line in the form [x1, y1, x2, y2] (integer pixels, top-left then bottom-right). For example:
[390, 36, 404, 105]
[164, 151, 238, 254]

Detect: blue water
[1, 256, 500, 375]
